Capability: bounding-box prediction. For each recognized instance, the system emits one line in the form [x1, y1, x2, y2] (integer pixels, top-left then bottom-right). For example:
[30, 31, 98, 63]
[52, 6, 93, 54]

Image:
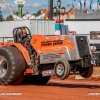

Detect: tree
[6, 12, 18, 21]
[15, 12, 18, 15]
[0, 7, 4, 21]
[33, 10, 41, 17]
[14, 12, 25, 16]
[53, 10, 60, 16]
[6, 11, 26, 21]
[22, 13, 25, 17]
[6, 15, 13, 21]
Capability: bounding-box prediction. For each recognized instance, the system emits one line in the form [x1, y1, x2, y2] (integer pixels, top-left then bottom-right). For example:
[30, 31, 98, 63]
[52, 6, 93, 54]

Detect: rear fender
[0, 42, 31, 66]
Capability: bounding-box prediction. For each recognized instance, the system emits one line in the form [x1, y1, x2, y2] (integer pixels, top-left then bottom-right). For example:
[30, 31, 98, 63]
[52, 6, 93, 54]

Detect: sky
[0, 0, 99, 19]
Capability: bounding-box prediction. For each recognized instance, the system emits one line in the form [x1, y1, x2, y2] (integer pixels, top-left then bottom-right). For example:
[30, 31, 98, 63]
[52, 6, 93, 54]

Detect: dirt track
[0, 66, 100, 100]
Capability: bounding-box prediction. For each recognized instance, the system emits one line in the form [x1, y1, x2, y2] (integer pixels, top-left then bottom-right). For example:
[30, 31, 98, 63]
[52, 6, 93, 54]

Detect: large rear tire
[79, 65, 93, 78]
[0, 46, 26, 85]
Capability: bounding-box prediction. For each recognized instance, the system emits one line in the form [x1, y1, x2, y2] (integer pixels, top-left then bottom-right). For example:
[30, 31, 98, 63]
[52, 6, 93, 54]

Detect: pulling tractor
[0, 27, 94, 85]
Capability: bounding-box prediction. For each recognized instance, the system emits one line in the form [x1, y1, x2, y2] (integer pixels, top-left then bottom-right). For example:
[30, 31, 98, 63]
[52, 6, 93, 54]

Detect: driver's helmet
[22, 28, 27, 37]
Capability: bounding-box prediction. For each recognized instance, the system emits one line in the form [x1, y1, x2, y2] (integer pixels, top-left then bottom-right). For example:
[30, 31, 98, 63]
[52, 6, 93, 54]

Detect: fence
[0, 20, 30, 37]
[0, 37, 13, 42]
[30, 20, 55, 35]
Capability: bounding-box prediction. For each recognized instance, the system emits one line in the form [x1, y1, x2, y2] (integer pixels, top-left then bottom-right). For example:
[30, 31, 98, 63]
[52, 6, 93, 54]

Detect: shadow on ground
[47, 82, 100, 89]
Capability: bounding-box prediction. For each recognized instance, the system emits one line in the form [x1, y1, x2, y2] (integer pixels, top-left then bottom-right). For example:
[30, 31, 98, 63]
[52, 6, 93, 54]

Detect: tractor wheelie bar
[0, 27, 93, 85]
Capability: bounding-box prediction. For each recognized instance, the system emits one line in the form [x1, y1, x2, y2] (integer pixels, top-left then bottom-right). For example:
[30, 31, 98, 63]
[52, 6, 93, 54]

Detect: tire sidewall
[0, 48, 13, 84]
[0, 46, 26, 85]
[54, 59, 70, 80]
[79, 65, 93, 78]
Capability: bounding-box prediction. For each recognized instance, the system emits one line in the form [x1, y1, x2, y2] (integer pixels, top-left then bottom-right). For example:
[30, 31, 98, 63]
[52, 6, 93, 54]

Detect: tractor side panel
[40, 52, 66, 64]
[30, 35, 84, 64]
[30, 35, 75, 56]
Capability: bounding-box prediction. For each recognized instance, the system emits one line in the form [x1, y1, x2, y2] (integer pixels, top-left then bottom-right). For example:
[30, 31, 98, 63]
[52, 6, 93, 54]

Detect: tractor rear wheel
[0, 46, 26, 85]
[79, 65, 93, 78]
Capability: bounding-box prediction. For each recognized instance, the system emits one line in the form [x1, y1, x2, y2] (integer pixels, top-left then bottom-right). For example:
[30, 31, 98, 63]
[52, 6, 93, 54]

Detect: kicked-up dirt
[0, 66, 100, 100]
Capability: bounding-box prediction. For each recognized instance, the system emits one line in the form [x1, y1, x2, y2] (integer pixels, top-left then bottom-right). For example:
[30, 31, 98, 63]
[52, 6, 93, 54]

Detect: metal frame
[13, 26, 32, 38]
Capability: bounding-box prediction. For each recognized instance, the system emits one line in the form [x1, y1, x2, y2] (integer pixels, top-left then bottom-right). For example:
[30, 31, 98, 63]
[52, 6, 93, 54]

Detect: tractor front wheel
[54, 59, 70, 80]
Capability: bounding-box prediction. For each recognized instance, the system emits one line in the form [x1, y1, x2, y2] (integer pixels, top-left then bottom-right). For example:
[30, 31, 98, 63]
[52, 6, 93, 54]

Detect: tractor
[0, 26, 94, 85]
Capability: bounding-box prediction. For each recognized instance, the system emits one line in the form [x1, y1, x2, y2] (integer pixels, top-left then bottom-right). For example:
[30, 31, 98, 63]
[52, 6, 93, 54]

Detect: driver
[21, 28, 32, 54]
[22, 28, 27, 37]
[21, 28, 28, 44]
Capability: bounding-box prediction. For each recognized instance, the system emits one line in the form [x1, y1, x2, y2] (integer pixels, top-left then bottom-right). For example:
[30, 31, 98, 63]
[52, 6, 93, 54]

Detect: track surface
[0, 66, 100, 100]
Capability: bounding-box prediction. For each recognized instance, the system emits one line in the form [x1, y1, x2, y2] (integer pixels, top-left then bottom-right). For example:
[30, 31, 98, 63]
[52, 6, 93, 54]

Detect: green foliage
[6, 15, 13, 21]
[14, 12, 24, 17]
[22, 14, 25, 17]
[33, 10, 41, 17]
[0, 18, 5, 21]
[5, 10, 45, 21]
[15, 12, 18, 15]
[53, 10, 60, 16]
[0, 10, 4, 21]
[6, 12, 22, 21]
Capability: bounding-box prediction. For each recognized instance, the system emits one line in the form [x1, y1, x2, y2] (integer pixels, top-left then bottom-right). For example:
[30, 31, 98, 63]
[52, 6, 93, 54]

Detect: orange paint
[0, 35, 75, 66]
[24, 68, 33, 75]
[0, 42, 31, 66]
[30, 34, 74, 55]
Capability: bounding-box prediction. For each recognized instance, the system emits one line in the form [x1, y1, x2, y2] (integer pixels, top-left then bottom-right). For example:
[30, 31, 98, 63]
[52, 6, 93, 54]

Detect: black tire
[54, 59, 70, 80]
[22, 75, 51, 85]
[79, 65, 93, 78]
[10, 75, 24, 85]
[0, 46, 26, 85]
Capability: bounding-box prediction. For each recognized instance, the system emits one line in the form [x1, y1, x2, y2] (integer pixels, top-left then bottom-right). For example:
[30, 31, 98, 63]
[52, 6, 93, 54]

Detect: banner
[4, 38, 14, 42]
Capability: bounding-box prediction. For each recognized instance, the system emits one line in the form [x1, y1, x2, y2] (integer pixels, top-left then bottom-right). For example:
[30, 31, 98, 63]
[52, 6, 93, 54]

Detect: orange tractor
[0, 27, 94, 85]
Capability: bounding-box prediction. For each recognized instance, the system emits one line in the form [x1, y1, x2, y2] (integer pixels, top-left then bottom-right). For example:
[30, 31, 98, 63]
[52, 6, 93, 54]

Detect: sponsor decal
[4, 38, 14, 42]
[68, 31, 76, 35]
[41, 40, 63, 46]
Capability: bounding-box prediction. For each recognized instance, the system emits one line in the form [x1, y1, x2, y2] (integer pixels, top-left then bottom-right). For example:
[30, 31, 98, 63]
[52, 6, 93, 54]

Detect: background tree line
[0, 9, 59, 21]
[0, 10, 42, 21]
